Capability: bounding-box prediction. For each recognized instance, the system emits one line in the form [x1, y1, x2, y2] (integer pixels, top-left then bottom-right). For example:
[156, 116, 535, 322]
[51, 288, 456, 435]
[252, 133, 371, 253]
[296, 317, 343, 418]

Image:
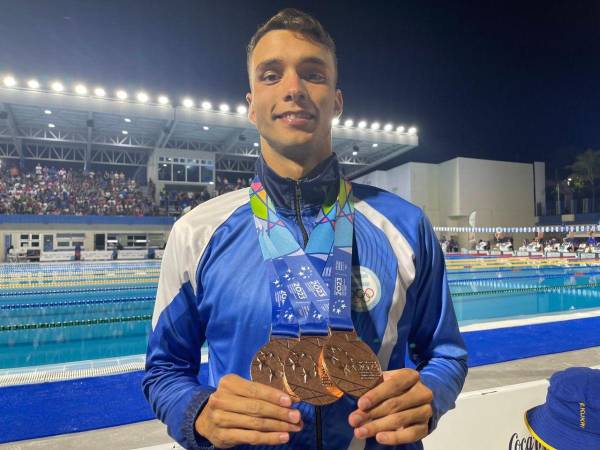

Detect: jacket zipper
[294, 182, 309, 248]
[293, 181, 323, 450]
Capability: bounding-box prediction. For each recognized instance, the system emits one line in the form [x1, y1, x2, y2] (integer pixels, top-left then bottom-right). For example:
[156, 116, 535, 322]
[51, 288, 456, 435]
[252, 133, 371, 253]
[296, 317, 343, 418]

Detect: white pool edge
[460, 308, 600, 332]
[0, 349, 209, 387]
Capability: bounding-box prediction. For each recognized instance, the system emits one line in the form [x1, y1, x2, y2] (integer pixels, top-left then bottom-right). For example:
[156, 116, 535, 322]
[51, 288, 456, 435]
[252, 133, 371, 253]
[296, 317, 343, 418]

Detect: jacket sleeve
[142, 221, 216, 450]
[407, 213, 468, 432]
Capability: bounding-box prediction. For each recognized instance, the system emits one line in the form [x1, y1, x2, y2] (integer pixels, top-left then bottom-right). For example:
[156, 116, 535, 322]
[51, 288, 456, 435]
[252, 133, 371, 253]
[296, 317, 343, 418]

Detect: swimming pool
[448, 258, 600, 325]
[2, 258, 600, 370]
[0, 261, 159, 369]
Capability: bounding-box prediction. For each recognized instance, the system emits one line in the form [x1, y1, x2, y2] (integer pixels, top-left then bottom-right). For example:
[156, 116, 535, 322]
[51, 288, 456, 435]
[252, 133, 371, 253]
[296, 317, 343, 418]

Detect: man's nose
[282, 73, 307, 102]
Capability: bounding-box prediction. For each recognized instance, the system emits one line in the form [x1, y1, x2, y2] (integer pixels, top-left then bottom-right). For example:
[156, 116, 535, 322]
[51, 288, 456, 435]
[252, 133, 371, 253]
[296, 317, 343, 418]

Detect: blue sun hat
[525, 367, 600, 449]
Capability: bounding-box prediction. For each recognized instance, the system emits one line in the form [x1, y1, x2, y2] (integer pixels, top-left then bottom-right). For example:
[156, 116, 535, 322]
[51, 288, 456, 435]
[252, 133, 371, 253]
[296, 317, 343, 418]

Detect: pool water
[2, 259, 600, 369]
[0, 262, 159, 369]
[448, 263, 600, 325]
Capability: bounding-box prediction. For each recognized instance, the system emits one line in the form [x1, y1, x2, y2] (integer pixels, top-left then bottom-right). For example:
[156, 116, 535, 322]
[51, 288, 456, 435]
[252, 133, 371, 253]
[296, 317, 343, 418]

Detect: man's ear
[334, 88, 343, 119]
[246, 92, 256, 125]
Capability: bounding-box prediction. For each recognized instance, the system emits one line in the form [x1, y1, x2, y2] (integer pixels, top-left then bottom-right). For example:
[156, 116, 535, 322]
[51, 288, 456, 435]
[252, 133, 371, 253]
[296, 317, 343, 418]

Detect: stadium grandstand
[0, 77, 417, 261]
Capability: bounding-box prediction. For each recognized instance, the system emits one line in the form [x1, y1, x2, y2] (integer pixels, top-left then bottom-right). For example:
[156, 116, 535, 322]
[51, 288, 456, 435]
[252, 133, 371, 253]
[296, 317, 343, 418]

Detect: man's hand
[195, 374, 303, 448]
[348, 368, 433, 445]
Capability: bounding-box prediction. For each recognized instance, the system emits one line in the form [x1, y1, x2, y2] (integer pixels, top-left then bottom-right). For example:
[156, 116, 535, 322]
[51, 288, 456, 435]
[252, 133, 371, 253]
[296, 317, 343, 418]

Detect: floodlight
[136, 92, 149, 103]
[74, 84, 88, 95]
[3, 76, 16, 87]
[51, 81, 64, 92]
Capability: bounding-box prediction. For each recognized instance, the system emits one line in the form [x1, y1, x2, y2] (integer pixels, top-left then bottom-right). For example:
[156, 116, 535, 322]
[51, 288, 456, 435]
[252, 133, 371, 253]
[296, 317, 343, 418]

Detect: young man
[143, 9, 467, 450]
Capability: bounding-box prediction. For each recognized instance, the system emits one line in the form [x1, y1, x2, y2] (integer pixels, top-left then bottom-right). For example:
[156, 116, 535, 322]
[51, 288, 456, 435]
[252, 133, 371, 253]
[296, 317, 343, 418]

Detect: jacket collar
[255, 153, 340, 210]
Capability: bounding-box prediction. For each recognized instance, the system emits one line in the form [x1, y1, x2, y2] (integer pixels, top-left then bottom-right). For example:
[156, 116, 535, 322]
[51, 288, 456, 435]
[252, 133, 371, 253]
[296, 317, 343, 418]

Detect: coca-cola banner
[422, 377, 551, 449]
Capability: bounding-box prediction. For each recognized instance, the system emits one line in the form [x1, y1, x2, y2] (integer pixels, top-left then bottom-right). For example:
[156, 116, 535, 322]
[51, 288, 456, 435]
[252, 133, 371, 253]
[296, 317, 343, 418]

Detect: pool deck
[3, 345, 599, 450]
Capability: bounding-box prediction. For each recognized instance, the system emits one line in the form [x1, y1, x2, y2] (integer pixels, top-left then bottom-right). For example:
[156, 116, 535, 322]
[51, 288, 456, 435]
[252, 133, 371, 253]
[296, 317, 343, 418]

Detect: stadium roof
[0, 78, 418, 177]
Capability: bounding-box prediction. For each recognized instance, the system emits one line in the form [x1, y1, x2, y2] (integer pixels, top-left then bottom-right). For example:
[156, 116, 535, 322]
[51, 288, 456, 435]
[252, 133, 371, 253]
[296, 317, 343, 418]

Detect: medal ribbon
[249, 175, 355, 338]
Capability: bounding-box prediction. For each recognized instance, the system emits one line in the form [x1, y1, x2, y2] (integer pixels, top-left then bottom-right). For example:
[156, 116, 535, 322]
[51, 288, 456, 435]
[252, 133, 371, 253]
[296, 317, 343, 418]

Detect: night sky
[1, 0, 599, 176]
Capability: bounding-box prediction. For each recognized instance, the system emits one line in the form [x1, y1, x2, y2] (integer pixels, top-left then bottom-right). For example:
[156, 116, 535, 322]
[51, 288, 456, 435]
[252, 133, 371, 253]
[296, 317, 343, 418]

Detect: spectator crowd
[0, 164, 156, 216]
[159, 188, 212, 214]
[215, 176, 252, 196]
[0, 164, 255, 217]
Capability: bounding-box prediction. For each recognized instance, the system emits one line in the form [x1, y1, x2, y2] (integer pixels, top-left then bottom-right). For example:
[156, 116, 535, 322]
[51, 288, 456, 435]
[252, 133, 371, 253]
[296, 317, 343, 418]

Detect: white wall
[406, 163, 440, 225]
[455, 157, 535, 227]
[381, 164, 412, 199]
[354, 157, 540, 244]
[354, 170, 389, 189]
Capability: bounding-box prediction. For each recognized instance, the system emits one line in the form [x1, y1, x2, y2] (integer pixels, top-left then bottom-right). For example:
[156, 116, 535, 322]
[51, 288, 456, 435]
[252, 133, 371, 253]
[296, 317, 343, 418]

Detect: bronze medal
[322, 330, 383, 398]
[251, 337, 298, 398]
[283, 335, 343, 405]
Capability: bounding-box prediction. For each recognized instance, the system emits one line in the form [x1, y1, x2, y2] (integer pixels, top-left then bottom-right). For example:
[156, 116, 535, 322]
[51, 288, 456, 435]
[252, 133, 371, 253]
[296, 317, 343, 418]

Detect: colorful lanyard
[249, 175, 354, 337]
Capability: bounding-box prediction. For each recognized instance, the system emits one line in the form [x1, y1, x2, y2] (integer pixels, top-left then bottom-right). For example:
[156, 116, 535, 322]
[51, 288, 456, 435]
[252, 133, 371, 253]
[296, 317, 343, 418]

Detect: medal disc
[283, 336, 343, 405]
[322, 330, 383, 398]
[251, 337, 297, 397]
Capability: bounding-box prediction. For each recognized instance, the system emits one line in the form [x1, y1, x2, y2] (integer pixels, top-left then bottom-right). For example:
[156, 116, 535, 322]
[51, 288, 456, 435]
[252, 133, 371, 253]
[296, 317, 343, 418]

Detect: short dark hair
[247, 8, 337, 83]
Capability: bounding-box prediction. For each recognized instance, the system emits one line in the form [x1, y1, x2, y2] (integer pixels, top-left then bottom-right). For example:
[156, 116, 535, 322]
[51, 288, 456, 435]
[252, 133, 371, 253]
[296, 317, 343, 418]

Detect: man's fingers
[211, 428, 291, 448]
[213, 410, 303, 433]
[376, 423, 430, 445]
[219, 374, 292, 406]
[353, 382, 433, 422]
[354, 404, 432, 440]
[357, 369, 420, 411]
[209, 393, 302, 424]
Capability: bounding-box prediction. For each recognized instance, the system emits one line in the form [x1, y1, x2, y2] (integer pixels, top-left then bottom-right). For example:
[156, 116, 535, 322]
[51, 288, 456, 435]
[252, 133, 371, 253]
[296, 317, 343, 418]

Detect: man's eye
[262, 72, 280, 83]
[307, 73, 326, 82]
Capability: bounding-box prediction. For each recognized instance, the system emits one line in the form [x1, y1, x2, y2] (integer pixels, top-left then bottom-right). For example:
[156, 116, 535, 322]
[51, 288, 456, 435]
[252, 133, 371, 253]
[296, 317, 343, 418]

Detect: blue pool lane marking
[463, 315, 600, 366]
[0, 284, 156, 297]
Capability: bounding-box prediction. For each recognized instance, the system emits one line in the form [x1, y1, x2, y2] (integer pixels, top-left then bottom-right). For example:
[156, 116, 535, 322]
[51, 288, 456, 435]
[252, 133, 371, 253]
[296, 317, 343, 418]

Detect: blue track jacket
[143, 154, 468, 450]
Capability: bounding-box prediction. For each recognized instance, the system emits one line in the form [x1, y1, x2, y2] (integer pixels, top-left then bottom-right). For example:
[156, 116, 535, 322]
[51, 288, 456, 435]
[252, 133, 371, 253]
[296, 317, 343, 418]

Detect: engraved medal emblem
[251, 337, 298, 398]
[322, 330, 383, 398]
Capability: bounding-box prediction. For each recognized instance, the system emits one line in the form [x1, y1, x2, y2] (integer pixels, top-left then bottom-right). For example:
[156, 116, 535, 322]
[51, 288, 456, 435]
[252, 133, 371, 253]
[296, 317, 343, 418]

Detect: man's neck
[261, 146, 331, 180]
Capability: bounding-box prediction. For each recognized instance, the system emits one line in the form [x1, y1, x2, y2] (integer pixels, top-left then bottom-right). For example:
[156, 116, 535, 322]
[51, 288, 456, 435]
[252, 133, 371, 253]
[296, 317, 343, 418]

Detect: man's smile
[273, 110, 316, 127]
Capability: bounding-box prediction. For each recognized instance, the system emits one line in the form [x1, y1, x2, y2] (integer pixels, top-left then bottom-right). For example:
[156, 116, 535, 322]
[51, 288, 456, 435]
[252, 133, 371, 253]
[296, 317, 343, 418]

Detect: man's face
[247, 30, 343, 158]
